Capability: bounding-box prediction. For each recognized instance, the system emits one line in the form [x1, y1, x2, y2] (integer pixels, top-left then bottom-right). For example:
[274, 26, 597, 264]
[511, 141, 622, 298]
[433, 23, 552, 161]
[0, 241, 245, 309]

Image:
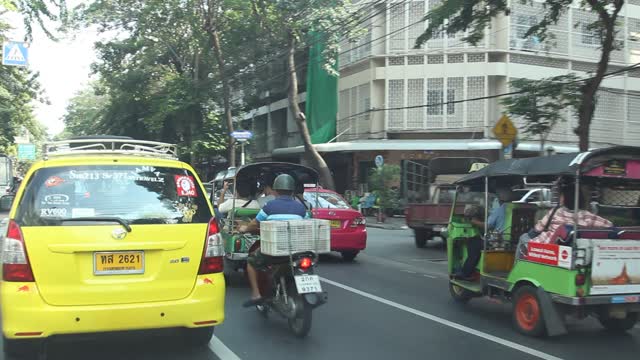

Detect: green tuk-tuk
[446, 146, 640, 337]
[217, 162, 318, 275]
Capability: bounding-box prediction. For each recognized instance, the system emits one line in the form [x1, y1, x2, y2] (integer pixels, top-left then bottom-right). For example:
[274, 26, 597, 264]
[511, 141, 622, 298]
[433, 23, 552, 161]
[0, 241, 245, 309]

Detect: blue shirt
[256, 196, 307, 222]
[487, 203, 507, 232]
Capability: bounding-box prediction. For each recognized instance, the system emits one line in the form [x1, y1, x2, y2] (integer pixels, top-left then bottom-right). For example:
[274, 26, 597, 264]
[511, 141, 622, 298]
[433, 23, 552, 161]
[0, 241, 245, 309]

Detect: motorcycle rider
[238, 174, 308, 307]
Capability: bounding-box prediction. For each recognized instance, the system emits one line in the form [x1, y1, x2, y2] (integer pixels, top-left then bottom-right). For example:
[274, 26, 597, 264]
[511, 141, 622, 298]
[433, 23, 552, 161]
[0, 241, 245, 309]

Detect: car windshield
[15, 165, 212, 226]
[304, 191, 350, 209]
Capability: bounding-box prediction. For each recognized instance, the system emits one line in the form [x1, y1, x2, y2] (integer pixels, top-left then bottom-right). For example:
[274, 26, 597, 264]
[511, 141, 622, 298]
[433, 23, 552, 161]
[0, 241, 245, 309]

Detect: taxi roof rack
[43, 138, 178, 160]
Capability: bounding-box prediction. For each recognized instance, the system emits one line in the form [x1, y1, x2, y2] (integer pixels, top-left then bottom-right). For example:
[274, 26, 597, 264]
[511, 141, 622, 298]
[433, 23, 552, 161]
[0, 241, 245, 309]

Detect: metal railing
[43, 138, 178, 160]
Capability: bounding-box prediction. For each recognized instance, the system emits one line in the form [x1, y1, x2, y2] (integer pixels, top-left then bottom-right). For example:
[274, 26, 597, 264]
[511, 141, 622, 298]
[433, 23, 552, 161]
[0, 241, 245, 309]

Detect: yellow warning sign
[493, 115, 517, 147]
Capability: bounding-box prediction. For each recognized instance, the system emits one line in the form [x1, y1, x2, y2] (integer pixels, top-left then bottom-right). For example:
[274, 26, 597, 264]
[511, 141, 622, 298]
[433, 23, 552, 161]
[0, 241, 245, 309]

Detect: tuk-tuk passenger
[218, 180, 260, 215]
[238, 174, 309, 306]
[518, 179, 612, 258]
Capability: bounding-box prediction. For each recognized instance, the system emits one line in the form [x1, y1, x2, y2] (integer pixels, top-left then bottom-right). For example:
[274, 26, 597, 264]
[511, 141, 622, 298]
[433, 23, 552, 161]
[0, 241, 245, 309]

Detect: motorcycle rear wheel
[287, 294, 312, 338]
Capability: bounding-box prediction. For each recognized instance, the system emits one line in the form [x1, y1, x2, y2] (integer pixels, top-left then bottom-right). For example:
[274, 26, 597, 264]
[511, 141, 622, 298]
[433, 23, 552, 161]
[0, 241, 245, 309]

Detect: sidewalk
[365, 215, 408, 230]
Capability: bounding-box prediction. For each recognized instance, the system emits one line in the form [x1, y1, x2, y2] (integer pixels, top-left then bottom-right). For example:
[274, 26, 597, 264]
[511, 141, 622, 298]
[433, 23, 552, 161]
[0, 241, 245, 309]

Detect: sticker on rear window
[45, 176, 65, 188]
[72, 208, 95, 218]
[175, 175, 197, 197]
[41, 208, 67, 217]
[42, 194, 70, 206]
[177, 203, 198, 223]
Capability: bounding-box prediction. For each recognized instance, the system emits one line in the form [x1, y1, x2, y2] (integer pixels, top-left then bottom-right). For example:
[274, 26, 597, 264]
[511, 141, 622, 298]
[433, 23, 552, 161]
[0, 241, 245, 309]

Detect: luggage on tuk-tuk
[445, 146, 640, 337]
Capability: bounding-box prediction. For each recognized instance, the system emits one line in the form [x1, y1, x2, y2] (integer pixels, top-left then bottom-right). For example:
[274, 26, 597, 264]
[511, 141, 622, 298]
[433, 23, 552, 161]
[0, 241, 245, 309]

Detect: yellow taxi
[1, 137, 225, 357]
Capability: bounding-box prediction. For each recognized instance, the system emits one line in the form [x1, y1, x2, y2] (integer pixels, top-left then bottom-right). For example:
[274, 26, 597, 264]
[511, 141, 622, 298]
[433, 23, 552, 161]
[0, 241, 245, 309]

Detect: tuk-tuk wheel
[449, 282, 473, 304]
[598, 312, 638, 333]
[512, 285, 545, 337]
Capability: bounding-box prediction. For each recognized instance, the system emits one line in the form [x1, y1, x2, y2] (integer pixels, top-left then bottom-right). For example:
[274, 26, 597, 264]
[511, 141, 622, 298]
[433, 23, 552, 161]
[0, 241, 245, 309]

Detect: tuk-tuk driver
[238, 174, 308, 306]
[456, 186, 512, 281]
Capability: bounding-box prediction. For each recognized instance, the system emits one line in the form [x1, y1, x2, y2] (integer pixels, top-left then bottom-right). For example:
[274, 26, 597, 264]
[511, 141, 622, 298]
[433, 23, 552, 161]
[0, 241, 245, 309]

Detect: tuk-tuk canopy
[234, 162, 319, 193]
[456, 146, 640, 185]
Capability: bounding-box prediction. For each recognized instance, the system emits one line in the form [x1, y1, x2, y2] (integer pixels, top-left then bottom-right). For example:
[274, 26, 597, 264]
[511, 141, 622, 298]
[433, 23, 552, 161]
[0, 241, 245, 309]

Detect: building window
[427, 90, 443, 115]
[447, 89, 456, 115]
[579, 23, 599, 47]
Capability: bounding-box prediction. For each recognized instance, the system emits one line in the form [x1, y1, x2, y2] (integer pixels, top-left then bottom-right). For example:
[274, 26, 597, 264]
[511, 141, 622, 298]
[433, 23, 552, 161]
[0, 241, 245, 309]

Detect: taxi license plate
[294, 275, 322, 294]
[94, 251, 144, 275]
[330, 220, 341, 228]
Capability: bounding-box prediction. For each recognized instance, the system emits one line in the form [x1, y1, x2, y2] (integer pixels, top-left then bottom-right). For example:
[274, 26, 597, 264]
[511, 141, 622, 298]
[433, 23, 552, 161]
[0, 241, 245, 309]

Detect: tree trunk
[286, 31, 335, 190]
[210, 27, 236, 167]
[575, 6, 620, 152]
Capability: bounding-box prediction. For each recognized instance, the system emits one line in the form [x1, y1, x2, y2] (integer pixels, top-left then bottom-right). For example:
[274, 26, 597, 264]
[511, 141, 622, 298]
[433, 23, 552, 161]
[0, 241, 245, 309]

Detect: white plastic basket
[260, 219, 331, 256]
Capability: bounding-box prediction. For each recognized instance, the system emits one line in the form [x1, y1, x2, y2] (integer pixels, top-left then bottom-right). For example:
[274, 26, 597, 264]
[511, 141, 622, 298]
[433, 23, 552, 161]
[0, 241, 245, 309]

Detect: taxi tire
[598, 312, 638, 333]
[3, 336, 42, 359]
[512, 286, 546, 337]
[184, 326, 214, 347]
[341, 251, 359, 262]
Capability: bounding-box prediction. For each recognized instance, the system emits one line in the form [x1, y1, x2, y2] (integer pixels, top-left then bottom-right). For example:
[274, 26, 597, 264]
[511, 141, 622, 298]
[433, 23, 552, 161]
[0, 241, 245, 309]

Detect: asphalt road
[0, 214, 638, 360]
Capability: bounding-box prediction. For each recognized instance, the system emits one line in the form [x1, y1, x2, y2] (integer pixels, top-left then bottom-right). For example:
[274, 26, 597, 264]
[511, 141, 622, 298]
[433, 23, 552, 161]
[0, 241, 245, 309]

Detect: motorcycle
[255, 250, 327, 338]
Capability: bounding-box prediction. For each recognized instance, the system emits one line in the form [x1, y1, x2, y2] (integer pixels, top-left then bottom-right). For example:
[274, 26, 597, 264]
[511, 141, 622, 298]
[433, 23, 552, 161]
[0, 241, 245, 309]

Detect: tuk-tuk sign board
[525, 242, 572, 269]
[590, 241, 640, 295]
[493, 115, 518, 147]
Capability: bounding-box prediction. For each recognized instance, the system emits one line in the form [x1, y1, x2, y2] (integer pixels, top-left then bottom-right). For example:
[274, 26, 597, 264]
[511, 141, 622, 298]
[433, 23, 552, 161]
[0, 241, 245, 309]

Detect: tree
[416, 0, 625, 151]
[1, 0, 69, 39]
[501, 74, 582, 155]
[249, 0, 364, 190]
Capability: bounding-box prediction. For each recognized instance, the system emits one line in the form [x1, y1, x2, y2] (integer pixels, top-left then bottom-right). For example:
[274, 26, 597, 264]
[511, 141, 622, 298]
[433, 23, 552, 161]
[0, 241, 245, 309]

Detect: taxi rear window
[15, 165, 211, 226]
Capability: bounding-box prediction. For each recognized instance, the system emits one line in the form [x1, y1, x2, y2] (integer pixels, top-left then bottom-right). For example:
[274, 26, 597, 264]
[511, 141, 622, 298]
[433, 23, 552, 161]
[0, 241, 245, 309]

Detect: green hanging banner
[305, 32, 338, 144]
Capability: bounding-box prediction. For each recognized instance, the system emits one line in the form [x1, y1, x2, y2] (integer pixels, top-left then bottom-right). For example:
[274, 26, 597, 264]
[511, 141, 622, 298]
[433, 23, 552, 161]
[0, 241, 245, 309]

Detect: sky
[5, 3, 97, 136]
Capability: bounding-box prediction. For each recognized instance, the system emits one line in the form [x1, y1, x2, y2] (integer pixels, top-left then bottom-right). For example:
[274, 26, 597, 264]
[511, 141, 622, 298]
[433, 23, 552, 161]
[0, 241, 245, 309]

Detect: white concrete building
[244, 0, 640, 193]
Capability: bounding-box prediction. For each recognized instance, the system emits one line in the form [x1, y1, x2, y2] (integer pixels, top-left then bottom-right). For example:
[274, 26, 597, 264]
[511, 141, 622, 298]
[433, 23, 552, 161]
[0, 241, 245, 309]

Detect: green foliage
[501, 74, 582, 146]
[368, 165, 401, 210]
[2, 0, 69, 40]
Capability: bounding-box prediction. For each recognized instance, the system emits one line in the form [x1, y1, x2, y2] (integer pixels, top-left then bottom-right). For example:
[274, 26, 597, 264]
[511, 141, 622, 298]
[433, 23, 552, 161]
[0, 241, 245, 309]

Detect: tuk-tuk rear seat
[550, 225, 640, 243]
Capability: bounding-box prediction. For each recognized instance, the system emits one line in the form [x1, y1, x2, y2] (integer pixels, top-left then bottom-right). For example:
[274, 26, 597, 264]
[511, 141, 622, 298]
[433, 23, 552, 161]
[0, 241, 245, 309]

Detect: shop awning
[272, 139, 584, 156]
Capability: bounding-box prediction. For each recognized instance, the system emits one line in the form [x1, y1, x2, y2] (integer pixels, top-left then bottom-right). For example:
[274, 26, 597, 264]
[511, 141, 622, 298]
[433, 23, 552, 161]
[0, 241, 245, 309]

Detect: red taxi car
[303, 187, 367, 261]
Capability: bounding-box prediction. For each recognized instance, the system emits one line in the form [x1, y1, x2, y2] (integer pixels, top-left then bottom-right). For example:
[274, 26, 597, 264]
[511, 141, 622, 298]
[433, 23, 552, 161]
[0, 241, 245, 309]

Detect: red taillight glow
[198, 218, 224, 274]
[299, 257, 312, 270]
[575, 273, 586, 286]
[2, 220, 35, 282]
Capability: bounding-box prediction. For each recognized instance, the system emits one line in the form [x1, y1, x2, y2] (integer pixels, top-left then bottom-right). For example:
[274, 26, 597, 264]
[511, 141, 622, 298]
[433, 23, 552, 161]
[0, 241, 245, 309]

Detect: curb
[366, 224, 409, 231]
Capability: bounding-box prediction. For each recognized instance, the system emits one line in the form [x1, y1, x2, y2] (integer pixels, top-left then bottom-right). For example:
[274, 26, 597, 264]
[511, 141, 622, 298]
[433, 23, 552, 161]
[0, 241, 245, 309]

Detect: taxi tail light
[351, 217, 366, 227]
[575, 273, 586, 286]
[199, 218, 224, 274]
[2, 220, 35, 282]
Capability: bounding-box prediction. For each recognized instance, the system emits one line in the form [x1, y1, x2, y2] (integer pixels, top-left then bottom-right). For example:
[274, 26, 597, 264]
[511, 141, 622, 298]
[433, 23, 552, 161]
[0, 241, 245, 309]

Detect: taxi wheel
[3, 336, 42, 358]
[598, 312, 638, 333]
[449, 282, 473, 304]
[184, 326, 214, 347]
[512, 286, 545, 337]
[341, 251, 359, 262]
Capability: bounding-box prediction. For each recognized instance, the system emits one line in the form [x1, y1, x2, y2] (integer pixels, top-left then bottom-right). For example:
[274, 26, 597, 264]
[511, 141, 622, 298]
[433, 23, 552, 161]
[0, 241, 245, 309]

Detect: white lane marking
[209, 335, 242, 360]
[423, 274, 437, 279]
[320, 277, 563, 360]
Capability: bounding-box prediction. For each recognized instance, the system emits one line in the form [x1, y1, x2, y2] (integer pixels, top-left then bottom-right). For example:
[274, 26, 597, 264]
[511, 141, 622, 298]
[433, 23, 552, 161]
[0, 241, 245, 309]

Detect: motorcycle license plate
[294, 275, 322, 294]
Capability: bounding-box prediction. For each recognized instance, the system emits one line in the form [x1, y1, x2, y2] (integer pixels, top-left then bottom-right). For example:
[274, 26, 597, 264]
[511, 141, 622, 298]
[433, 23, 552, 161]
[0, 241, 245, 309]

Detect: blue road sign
[375, 155, 384, 168]
[2, 41, 29, 67]
[17, 144, 36, 160]
[231, 130, 253, 140]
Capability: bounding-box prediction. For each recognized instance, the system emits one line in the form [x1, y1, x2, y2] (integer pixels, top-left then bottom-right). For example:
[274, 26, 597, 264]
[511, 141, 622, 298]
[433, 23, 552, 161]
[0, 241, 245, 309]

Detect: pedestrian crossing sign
[2, 41, 29, 67]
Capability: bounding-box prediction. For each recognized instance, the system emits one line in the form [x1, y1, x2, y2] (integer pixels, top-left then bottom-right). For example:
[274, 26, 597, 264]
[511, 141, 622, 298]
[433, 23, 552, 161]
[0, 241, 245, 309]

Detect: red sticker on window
[175, 175, 197, 197]
[45, 176, 65, 188]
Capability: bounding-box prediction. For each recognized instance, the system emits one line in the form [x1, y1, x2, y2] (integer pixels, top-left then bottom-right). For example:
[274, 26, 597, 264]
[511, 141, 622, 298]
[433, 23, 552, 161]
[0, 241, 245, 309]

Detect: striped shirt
[531, 207, 613, 244]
